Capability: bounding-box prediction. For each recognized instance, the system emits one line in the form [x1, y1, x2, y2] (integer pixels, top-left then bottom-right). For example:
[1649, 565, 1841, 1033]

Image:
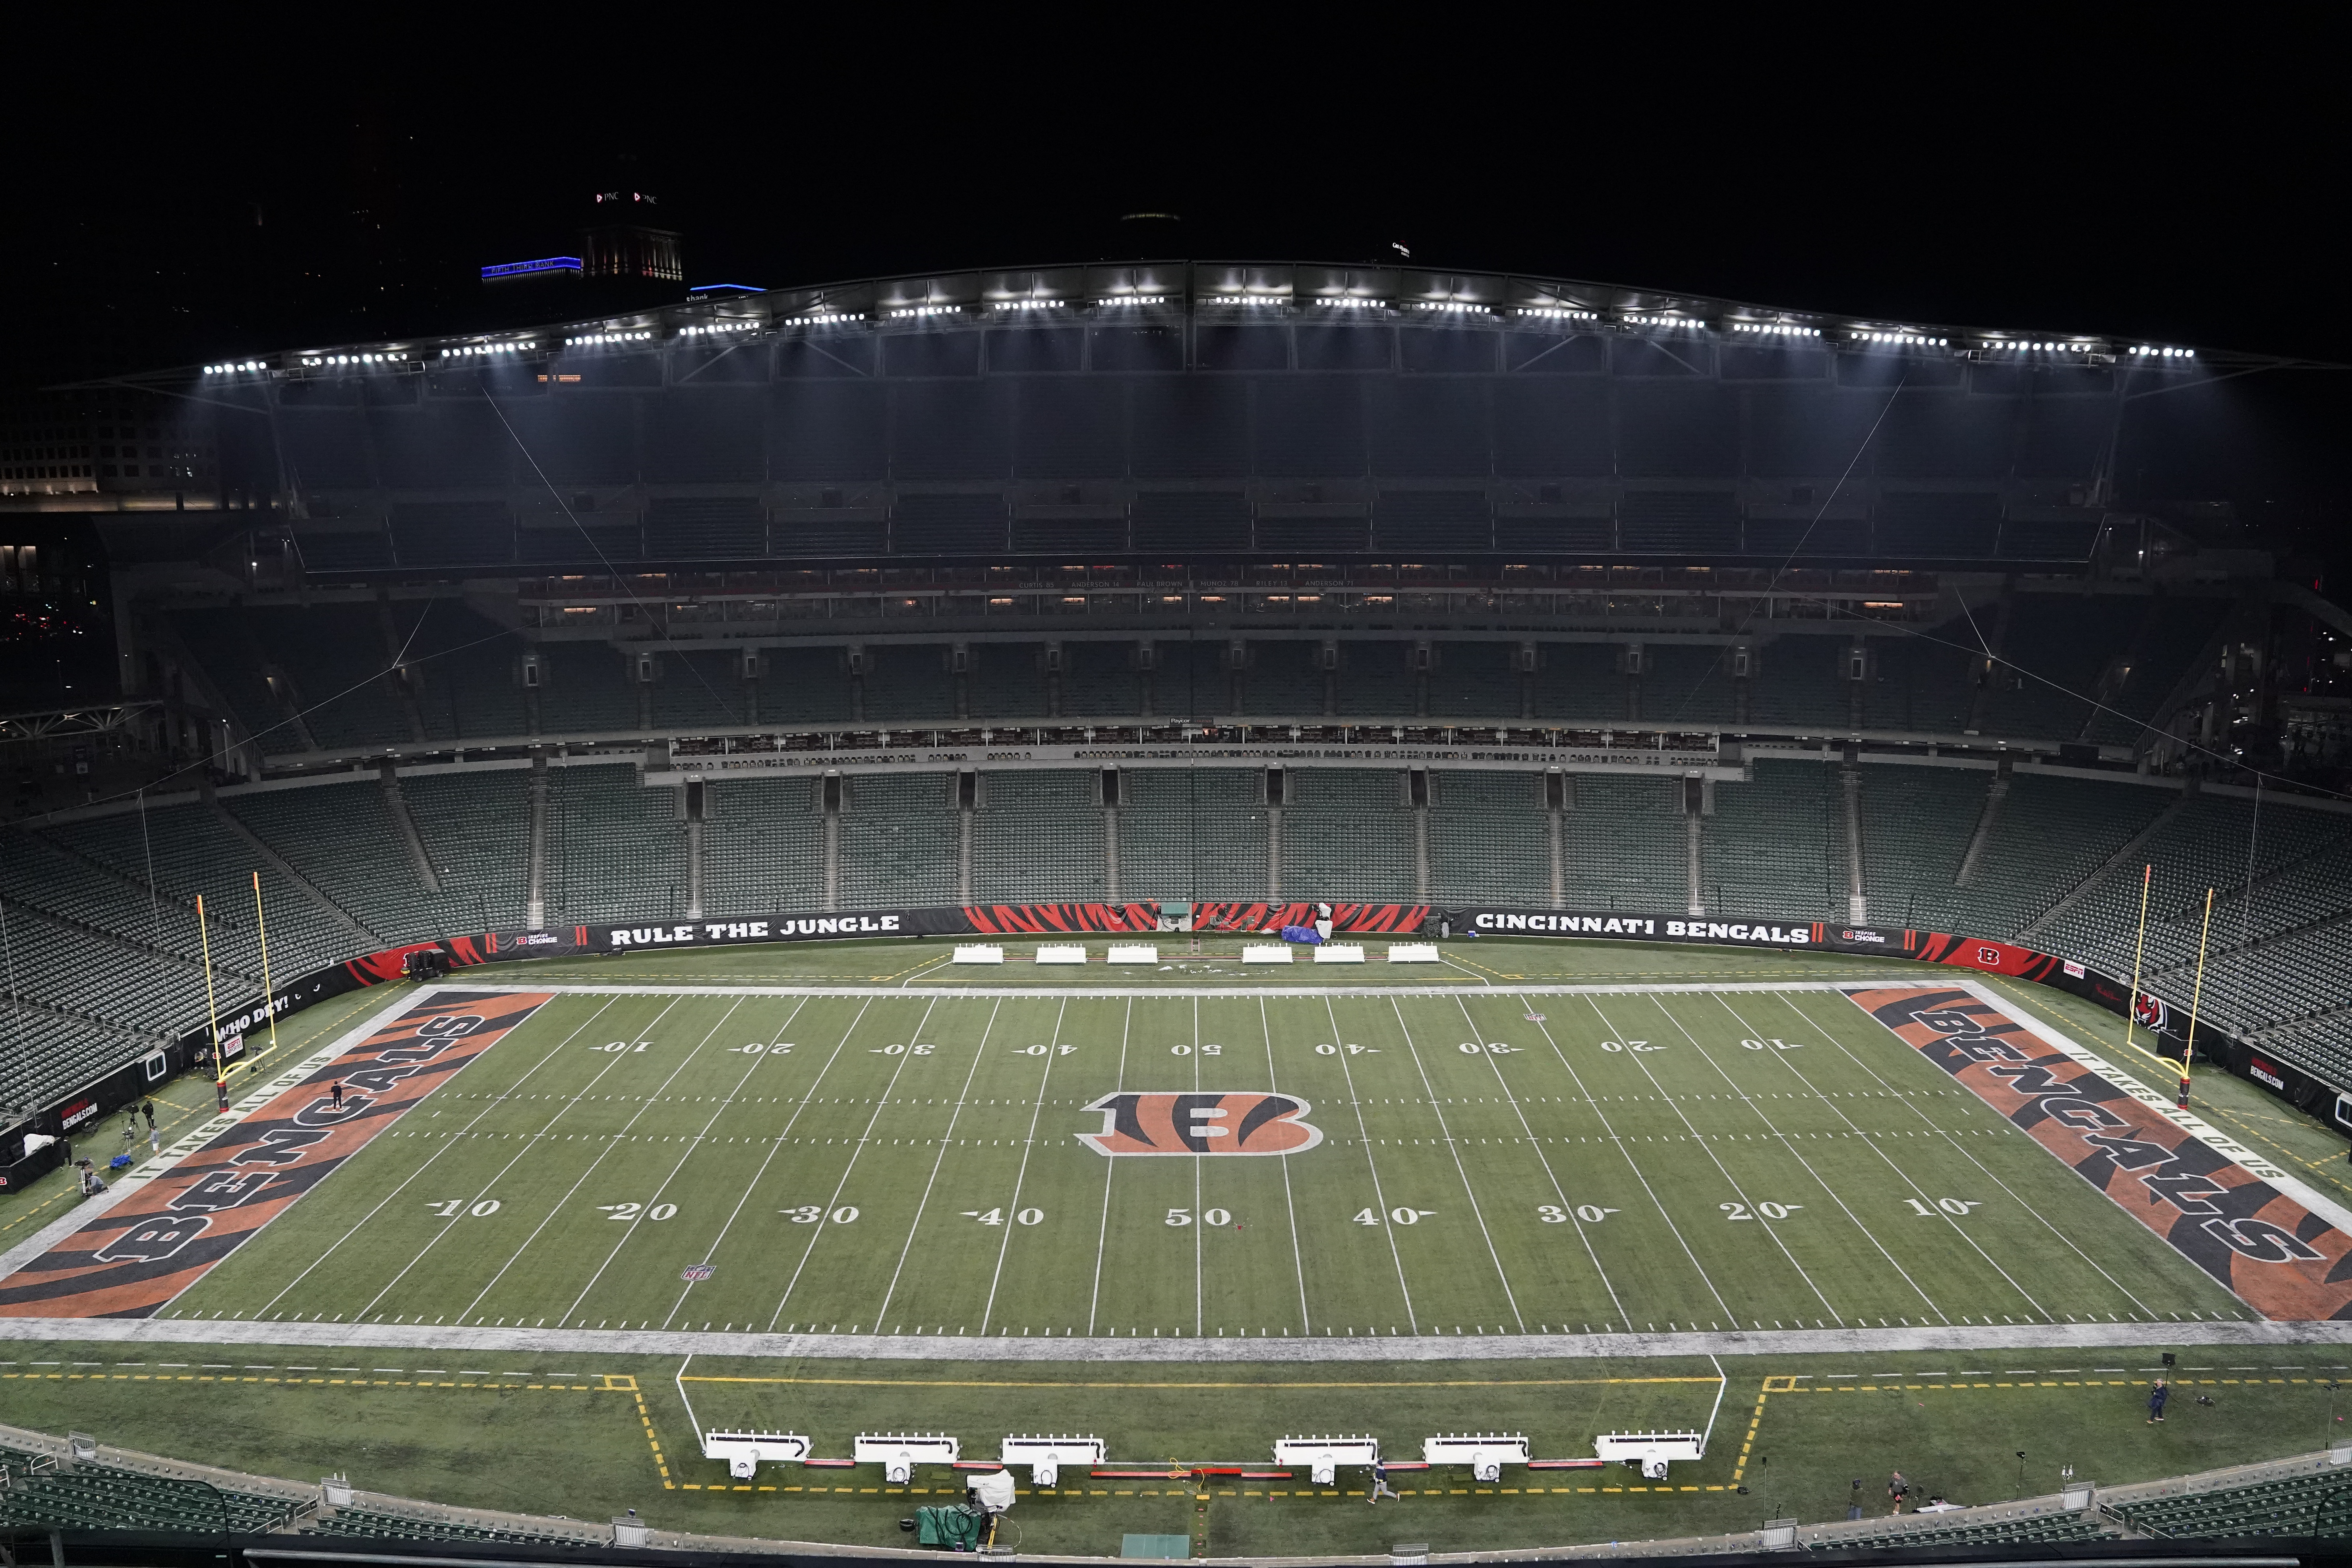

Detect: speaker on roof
[1730, 645, 1753, 679]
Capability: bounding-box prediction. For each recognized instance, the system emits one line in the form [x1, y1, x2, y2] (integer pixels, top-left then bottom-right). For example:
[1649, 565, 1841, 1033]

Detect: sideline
[0, 1315, 2344, 1362]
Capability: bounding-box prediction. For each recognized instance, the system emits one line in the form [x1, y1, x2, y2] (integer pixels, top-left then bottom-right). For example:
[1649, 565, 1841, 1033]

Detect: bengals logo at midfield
[1077, 1092, 1323, 1157]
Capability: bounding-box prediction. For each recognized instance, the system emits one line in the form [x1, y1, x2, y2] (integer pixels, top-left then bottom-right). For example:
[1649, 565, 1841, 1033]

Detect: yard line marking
[1261, 997, 1310, 1331]
[1708, 992, 2046, 1322]
[353, 995, 692, 1320]
[1452, 996, 1625, 1324]
[560, 997, 808, 1322]
[1585, 994, 1845, 1325]
[1649, 995, 1949, 1322]
[1389, 998, 1525, 1332]
[456, 998, 746, 1321]
[875, 1000, 1005, 1324]
[1778, 991, 2164, 1319]
[1084, 999, 1133, 1337]
[1516, 997, 1736, 1323]
[238, 995, 627, 1321]
[664, 998, 878, 1326]
[766, 997, 944, 1332]
[980, 1000, 1069, 1336]
[1321, 995, 1418, 1332]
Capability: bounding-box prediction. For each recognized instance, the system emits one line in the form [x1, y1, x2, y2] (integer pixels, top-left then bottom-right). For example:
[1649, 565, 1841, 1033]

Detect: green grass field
[159, 978, 2244, 1337]
[8, 936, 2351, 1554]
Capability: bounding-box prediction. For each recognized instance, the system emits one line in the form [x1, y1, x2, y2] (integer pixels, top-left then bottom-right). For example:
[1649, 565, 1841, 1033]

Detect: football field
[142, 980, 2253, 1339]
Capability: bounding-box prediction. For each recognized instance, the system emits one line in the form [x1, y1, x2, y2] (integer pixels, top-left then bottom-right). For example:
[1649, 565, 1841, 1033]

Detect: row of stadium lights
[202, 360, 268, 374]
[441, 340, 537, 357]
[563, 330, 652, 347]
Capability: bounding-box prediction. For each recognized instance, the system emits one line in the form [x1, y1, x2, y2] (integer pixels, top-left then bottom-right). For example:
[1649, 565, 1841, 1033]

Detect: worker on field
[2147, 1379, 2169, 1424]
[1886, 1469, 1908, 1514]
[1369, 1458, 1398, 1505]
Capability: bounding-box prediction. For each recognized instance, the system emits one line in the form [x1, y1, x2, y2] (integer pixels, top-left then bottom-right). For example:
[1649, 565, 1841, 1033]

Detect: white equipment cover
[1274, 1435, 1379, 1486]
[1422, 1433, 1529, 1483]
[1387, 944, 1442, 963]
[953, 945, 1005, 964]
[1034, 944, 1087, 964]
[1106, 944, 1159, 964]
[854, 1433, 959, 1485]
[1000, 1434, 1105, 1488]
[701, 1429, 810, 1480]
[1311, 944, 1366, 963]
[1594, 1430, 1705, 1481]
[968, 1468, 1018, 1512]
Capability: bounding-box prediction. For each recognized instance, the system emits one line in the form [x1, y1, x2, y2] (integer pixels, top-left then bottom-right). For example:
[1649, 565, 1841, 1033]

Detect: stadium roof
[71, 259, 2324, 390]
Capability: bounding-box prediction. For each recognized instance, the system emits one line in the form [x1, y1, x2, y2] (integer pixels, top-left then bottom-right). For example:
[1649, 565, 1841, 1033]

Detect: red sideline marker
[1528, 1459, 1607, 1469]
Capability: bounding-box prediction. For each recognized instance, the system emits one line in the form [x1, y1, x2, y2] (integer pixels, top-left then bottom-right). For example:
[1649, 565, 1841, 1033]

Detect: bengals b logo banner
[1078, 1092, 1323, 1157]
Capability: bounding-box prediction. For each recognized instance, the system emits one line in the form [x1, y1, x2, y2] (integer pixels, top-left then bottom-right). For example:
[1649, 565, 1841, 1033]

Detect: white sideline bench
[1242, 944, 1294, 964]
[1388, 943, 1442, 963]
[1034, 944, 1087, 964]
[1311, 944, 1366, 963]
[952, 945, 1005, 964]
[1106, 944, 1159, 964]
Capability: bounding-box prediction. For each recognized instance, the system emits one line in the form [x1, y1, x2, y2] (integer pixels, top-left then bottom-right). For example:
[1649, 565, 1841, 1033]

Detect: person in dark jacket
[2147, 1379, 2169, 1423]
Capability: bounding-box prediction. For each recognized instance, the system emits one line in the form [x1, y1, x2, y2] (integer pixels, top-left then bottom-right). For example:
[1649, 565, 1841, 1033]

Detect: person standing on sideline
[2147, 1379, 2170, 1423]
[1369, 1458, 1398, 1505]
[330, 1081, 344, 1110]
[1887, 1470, 1909, 1514]
[141, 1097, 159, 1152]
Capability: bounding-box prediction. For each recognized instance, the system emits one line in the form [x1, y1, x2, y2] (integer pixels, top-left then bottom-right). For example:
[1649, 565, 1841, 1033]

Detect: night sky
[11, 38, 2344, 585]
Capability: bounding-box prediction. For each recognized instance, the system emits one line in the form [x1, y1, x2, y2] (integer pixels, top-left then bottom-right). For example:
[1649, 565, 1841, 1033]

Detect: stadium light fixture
[992, 298, 1064, 311]
[1519, 306, 1599, 321]
[563, 330, 654, 347]
[1095, 294, 1168, 306]
[795, 311, 862, 326]
[2130, 345, 2195, 358]
[887, 304, 961, 319]
[1625, 315, 1704, 330]
[440, 340, 538, 357]
[202, 360, 267, 374]
[1414, 301, 1493, 315]
[1317, 296, 1387, 308]
[1730, 323, 1821, 337]
[680, 321, 759, 336]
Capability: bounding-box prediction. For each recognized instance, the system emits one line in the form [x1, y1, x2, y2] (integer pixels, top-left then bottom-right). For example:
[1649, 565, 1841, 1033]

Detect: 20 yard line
[1321, 994, 1418, 1332]
[979, 1000, 1069, 1335]
[453, 997, 746, 1321]
[874, 999, 1005, 1324]
[557, 996, 803, 1322]
[1586, 993, 1846, 1326]
[1515, 997, 1736, 1325]
[351, 995, 692, 1319]
[664, 997, 877, 1327]
[1708, 992, 2046, 1321]
[764, 997, 943, 1332]
[1083, 1000, 1133, 1336]
[1648, 994, 1948, 1322]
[1260, 997, 1311, 1330]
[1388, 998, 1526, 1332]
[231, 995, 626, 1320]
[1451, 996, 1625, 1324]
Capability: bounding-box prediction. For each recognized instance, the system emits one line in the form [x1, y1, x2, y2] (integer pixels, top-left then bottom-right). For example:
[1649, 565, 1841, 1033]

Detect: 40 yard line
[978, 1000, 1069, 1335]
[874, 998, 1005, 1325]
[1083, 1000, 1133, 1336]
[1322, 994, 1418, 1332]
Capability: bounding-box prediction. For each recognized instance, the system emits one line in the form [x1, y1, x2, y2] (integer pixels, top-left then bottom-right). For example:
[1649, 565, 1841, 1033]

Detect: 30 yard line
[1451, 995, 1625, 1324]
[1084, 999, 1133, 1336]
[1261, 996, 1310, 1330]
[1783, 990, 2166, 1319]
[454, 997, 746, 1321]
[1321, 994, 1418, 1332]
[874, 999, 1004, 1325]
[765, 997, 942, 1332]
[979, 1000, 1069, 1335]
[229, 995, 626, 1321]
[1388, 998, 1525, 1332]
[1708, 991, 2046, 1320]
[1515, 996, 1735, 1325]
[1585, 993, 1846, 1326]
[664, 997, 876, 1327]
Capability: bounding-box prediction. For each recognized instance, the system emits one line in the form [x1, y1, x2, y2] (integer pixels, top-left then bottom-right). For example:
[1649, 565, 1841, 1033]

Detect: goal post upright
[252, 869, 279, 1065]
[196, 891, 225, 1110]
[2181, 886, 2215, 1105]
[2123, 862, 2153, 1054]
